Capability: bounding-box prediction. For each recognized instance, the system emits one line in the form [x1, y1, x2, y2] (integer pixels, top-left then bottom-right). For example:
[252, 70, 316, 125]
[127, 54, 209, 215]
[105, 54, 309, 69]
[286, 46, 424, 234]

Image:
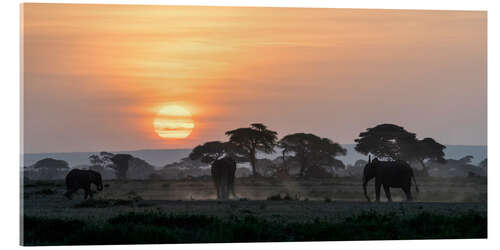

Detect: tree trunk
[299, 158, 308, 177]
[249, 150, 257, 176]
[419, 160, 429, 177]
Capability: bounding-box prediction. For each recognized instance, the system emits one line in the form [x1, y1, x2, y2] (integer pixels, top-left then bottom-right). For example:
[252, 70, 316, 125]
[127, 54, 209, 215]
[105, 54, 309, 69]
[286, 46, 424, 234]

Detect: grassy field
[22, 176, 487, 245]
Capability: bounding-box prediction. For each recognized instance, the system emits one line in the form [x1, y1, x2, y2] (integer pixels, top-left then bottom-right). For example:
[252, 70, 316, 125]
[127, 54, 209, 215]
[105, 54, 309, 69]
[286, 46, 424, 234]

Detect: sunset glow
[154, 105, 194, 139]
[21, 4, 486, 153]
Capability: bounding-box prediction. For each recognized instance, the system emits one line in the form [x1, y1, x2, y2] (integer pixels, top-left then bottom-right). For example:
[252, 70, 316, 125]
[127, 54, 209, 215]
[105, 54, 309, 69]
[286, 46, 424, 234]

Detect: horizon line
[23, 144, 488, 155]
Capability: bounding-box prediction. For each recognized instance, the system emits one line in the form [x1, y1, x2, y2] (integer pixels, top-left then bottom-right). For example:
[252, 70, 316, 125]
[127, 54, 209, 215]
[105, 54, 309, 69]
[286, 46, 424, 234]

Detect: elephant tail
[412, 172, 419, 193]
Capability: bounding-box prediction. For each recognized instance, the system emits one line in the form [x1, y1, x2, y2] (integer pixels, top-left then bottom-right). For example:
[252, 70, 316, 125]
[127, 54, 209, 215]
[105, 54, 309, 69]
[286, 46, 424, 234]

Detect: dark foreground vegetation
[23, 210, 486, 245]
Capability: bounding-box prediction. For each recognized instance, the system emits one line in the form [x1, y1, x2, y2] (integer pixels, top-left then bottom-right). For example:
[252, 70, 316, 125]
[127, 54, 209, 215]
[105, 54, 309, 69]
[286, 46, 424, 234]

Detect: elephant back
[65, 169, 95, 188]
[211, 157, 236, 175]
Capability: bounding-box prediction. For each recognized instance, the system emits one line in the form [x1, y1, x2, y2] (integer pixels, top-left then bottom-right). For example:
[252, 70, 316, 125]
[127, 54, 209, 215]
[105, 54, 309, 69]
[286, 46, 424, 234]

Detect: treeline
[22, 123, 487, 181]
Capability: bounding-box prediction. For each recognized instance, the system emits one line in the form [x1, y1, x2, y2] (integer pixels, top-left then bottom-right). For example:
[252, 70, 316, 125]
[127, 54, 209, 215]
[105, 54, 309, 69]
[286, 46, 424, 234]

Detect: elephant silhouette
[211, 157, 237, 200]
[64, 169, 103, 200]
[363, 156, 419, 202]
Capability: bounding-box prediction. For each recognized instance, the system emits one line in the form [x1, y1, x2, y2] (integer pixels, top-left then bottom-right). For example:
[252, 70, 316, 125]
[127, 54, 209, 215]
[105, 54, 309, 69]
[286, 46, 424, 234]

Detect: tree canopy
[89, 151, 114, 167]
[189, 141, 248, 164]
[88, 152, 133, 180]
[278, 133, 346, 176]
[109, 154, 133, 180]
[33, 158, 69, 170]
[355, 124, 416, 160]
[354, 123, 446, 175]
[225, 123, 278, 176]
[403, 137, 446, 173]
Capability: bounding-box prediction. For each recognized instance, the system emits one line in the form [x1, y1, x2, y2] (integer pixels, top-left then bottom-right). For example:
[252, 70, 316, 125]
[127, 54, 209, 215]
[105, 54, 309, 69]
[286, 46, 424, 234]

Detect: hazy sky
[22, 4, 486, 153]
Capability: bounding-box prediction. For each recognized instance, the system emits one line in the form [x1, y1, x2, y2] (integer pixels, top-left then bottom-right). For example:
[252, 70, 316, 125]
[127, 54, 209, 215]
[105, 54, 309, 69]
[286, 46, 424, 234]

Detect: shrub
[23, 210, 487, 245]
[266, 194, 282, 201]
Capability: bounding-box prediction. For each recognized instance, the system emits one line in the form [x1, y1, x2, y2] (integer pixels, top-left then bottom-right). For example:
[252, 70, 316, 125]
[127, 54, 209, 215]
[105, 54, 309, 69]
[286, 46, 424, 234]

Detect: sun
[153, 105, 194, 139]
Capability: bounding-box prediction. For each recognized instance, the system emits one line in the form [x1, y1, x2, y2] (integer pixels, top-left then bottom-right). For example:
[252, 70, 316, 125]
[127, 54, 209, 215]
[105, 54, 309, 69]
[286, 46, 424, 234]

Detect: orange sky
[22, 4, 486, 153]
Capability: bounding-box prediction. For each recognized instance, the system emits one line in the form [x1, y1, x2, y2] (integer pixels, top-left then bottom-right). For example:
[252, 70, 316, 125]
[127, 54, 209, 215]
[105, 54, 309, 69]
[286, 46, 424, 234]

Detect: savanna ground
[22, 176, 487, 245]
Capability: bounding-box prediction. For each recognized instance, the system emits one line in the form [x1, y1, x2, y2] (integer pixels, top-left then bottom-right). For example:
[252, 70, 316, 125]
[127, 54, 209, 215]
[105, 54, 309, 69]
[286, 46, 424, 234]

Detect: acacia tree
[33, 158, 69, 179]
[354, 124, 416, 160]
[109, 154, 133, 180]
[225, 123, 278, 176]
[403, 137, 446, 175]
[189, 141, 228, 163]
[89, 151, 114, 167]
[188, 141, 246, 164]
[278, 133, 346, 176]
[88, 152, 134, 179]
[355, 124, 446, 176]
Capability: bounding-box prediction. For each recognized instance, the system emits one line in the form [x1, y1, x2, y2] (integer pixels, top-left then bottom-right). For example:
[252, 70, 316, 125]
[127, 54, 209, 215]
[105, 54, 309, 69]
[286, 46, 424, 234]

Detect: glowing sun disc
[154, 105, 194, 139]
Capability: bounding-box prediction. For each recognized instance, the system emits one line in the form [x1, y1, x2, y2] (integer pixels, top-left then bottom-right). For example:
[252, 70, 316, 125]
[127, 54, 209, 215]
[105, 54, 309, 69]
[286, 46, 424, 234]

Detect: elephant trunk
[363, 175, 371, 202]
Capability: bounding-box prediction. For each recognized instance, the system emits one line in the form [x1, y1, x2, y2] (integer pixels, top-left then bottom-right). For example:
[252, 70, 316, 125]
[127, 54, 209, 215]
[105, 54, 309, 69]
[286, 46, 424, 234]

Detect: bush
[23, 216, 86, 245]
[266, 194, 282, 201]
[266, 193, 295, 201]
[74, 199, 134, 208]
[23, 210, 487, 245]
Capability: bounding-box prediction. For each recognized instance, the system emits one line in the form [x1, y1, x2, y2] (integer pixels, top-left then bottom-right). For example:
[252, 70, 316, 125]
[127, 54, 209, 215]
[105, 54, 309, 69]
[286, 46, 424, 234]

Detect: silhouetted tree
[403, 138, 446, 175]
[127, 156, 155, 179]
[355, 124, 416, 160]
[88, 151, 114, 167]
[225, 123, 278, 176]
[33, 158, 69, 179]
[189, 141, 245, 164]
[34, 158, 69, 169]
[109, 154, 133, 180]
[355, 124, 446, 176]
[88, 155, 103, 166]
[278, 133, 346, 177]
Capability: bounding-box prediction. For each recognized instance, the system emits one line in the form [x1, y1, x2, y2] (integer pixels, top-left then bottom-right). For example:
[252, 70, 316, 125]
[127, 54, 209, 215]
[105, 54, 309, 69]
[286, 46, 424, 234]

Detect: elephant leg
[228, 176, 237, 199]
[403, 187, 413, 201]
[230, 184, 237, 199]
[221, 179, 228, 200]
[84, 185, 92, 199]
[375, 181, 382, 202]
[213, 180, 220, 199]
[383, 184, 392, 202]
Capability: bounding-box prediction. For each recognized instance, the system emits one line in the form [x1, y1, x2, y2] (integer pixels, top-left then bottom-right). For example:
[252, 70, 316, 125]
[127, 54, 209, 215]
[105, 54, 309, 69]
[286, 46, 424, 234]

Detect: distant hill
[23, 149, 192, 169]
[22, 145, 486, 169]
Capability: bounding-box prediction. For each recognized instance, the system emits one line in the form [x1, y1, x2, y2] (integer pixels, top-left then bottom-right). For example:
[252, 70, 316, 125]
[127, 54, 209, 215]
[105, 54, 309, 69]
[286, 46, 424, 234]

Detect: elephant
[64, 169, 103, 200]
[211, 157, 237, 200]
[362, 156, 419, 202]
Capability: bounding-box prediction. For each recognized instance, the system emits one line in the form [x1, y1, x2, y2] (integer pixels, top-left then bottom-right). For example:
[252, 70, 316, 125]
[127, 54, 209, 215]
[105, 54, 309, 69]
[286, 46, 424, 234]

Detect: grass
[34, 188, 56, 195]
[23, 210, 486, 245]
[73, 199, 135, 208]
